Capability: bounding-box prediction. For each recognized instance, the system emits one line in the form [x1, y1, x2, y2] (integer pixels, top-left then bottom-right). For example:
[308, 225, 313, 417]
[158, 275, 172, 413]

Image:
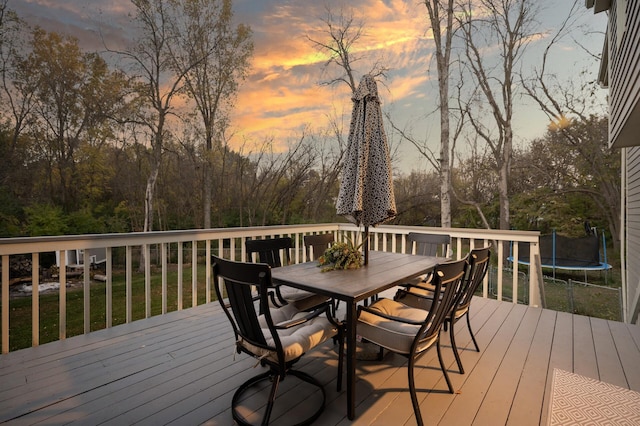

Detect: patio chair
[357, 257, 468, 426]
[213, 255, 344, 425]
[303, 233, 334, 261]
[402, 232, 452, 287]
[246, 237, 330, 311]
[407, 232, 451, 257]
[398, 246, 491, 374]
[304, 233, 341, 313]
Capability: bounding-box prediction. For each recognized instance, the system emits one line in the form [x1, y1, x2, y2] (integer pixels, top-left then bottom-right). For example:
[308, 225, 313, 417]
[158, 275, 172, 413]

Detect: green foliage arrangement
[317, 238, 363, 271]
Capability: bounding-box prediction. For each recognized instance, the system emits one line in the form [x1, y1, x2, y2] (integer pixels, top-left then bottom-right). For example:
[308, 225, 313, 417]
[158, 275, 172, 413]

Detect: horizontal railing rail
[0, 224, 540, 353]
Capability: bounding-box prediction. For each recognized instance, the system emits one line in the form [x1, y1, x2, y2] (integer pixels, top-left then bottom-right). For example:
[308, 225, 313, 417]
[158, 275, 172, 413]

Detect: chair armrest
[357, 302, 424, 326]
[269, 285, 289, 307]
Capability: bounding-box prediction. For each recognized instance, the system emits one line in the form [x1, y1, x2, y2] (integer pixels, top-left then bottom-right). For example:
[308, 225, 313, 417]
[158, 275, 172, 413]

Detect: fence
[488, 268, 622, 321]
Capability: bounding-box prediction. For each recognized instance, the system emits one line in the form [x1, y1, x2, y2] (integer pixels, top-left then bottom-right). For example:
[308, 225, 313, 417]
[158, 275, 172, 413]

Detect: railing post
[528, 241, 543, 308]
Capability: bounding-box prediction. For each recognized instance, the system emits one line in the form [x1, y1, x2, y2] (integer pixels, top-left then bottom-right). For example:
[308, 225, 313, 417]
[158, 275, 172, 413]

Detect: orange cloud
[230, 0, 432, 152]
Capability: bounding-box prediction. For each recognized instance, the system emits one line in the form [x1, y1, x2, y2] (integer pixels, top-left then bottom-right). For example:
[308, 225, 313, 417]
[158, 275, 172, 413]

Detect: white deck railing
[0, 224, 541, 353]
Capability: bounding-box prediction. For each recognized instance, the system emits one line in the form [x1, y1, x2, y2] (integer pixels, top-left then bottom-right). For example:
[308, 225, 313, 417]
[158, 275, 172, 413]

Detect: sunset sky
[11, 0, 607, 172]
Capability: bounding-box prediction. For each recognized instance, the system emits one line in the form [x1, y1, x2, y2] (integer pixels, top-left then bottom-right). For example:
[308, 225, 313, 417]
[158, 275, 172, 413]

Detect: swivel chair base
[232, 368, 326, 426]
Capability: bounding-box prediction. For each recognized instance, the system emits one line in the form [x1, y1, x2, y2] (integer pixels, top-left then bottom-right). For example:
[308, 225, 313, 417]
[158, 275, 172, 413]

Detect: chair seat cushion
[242, 304, 338, 363]
[453, 305, 469, 320]
[401, 286, 469, 322]
[279, 286, 317, 302]
[403, 275, 429, 287]
[278, 287, 330, 311]
[357, 298, 437, 354]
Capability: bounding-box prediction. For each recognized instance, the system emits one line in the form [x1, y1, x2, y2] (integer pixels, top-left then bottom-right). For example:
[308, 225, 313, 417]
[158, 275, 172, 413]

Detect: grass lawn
[4, 264, 214, 352]
[487, 266, 622, 321]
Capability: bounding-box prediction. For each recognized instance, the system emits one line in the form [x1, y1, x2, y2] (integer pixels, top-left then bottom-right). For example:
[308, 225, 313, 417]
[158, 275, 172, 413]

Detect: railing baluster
[144, 244, 151, 318]
[2, 255, 9, 353]
[192, 240, 197, 307]
[512, 242, 519, 304]
[497, 243, 504, 301]
[32, 253, 39, 346]
[161, 243, 167, 314]
[178, 242, 183, 311]
[59, 250, 66, 340]
[106, 247, 112, 328]
[126, 245, 132, 323]
[206, 240, 211, 303]
[84, 259, 90, 334]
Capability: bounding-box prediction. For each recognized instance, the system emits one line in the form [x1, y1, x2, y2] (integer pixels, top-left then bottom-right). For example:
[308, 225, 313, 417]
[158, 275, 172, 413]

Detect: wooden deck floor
[1, 296, 639, 425]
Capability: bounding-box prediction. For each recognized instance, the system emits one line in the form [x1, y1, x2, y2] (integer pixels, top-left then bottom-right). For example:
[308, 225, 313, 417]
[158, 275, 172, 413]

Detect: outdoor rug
[548, 368, 640, 425]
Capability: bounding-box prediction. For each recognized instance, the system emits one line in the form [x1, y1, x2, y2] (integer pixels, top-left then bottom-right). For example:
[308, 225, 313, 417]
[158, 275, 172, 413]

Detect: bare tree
[168, 0, 253, 228]
[457, 0, 540, 230]
[112, 0, 193, 232]
[424, 0, 456, 228]
[0, 2, 33, 186]
[307, 6, 388, 94]
[520, 1, 619, 249]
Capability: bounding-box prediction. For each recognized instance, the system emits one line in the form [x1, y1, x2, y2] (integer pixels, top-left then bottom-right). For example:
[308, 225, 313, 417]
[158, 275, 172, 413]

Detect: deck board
[473, 305, 542, 425]
[1, 297, 640, 425]
[591, 317, 627, 387]
[438, 302, 527, 426]
[609, 320, 640, 389]
[572, 315, 598, 378]
[507, 308, 555, 426]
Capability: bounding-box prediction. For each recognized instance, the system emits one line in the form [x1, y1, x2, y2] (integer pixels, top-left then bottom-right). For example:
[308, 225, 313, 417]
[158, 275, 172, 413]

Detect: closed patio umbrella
[336, 74, 396, 265]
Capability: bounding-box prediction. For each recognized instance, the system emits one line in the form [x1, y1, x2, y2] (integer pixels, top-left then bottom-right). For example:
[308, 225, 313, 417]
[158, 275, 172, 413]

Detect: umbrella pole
[364, 226, 369, 266]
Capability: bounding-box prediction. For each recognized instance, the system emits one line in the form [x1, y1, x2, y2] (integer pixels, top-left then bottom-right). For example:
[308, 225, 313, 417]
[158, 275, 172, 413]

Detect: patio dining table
[271, 250, 441, 420]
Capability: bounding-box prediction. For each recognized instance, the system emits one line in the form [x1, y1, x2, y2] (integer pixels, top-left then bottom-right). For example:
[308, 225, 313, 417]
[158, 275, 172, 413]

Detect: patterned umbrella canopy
[336, 75, 396, 262]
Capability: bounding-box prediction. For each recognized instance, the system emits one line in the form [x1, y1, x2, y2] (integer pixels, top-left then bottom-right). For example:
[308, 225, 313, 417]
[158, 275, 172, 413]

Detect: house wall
[628, 146, 640, 323]
[608, 0, 640, 149]
[593, 0, 640, 323]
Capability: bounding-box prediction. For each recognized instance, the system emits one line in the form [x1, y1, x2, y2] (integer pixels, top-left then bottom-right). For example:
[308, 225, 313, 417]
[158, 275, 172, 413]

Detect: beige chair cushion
[401, 286, 468, 321]
[241, 304, 338, 363]
[357, 298, 437, 355]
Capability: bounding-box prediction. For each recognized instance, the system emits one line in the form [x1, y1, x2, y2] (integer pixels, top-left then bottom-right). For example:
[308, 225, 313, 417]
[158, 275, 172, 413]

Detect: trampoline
[509, 229, 612, 282]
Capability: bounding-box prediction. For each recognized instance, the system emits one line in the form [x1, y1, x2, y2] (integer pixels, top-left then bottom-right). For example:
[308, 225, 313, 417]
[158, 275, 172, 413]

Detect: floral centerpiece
[317, 238, 363, 271]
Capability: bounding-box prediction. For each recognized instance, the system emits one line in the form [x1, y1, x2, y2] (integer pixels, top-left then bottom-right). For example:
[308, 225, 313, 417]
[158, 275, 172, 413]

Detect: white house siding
[628, 146, 640, 323]
[609, 0, 640, 149]
[590, 0, 640, 323]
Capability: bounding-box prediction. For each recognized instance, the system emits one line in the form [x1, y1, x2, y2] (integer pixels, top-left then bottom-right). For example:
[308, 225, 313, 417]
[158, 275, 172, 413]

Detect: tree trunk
[144, 163, 159, 233]
[439, 83, 452, 228]
[203, 159, 211, 229]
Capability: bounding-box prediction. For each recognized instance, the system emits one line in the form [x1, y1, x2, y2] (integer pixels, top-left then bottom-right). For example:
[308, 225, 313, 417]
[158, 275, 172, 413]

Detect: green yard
[5, 265, 212, 352]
